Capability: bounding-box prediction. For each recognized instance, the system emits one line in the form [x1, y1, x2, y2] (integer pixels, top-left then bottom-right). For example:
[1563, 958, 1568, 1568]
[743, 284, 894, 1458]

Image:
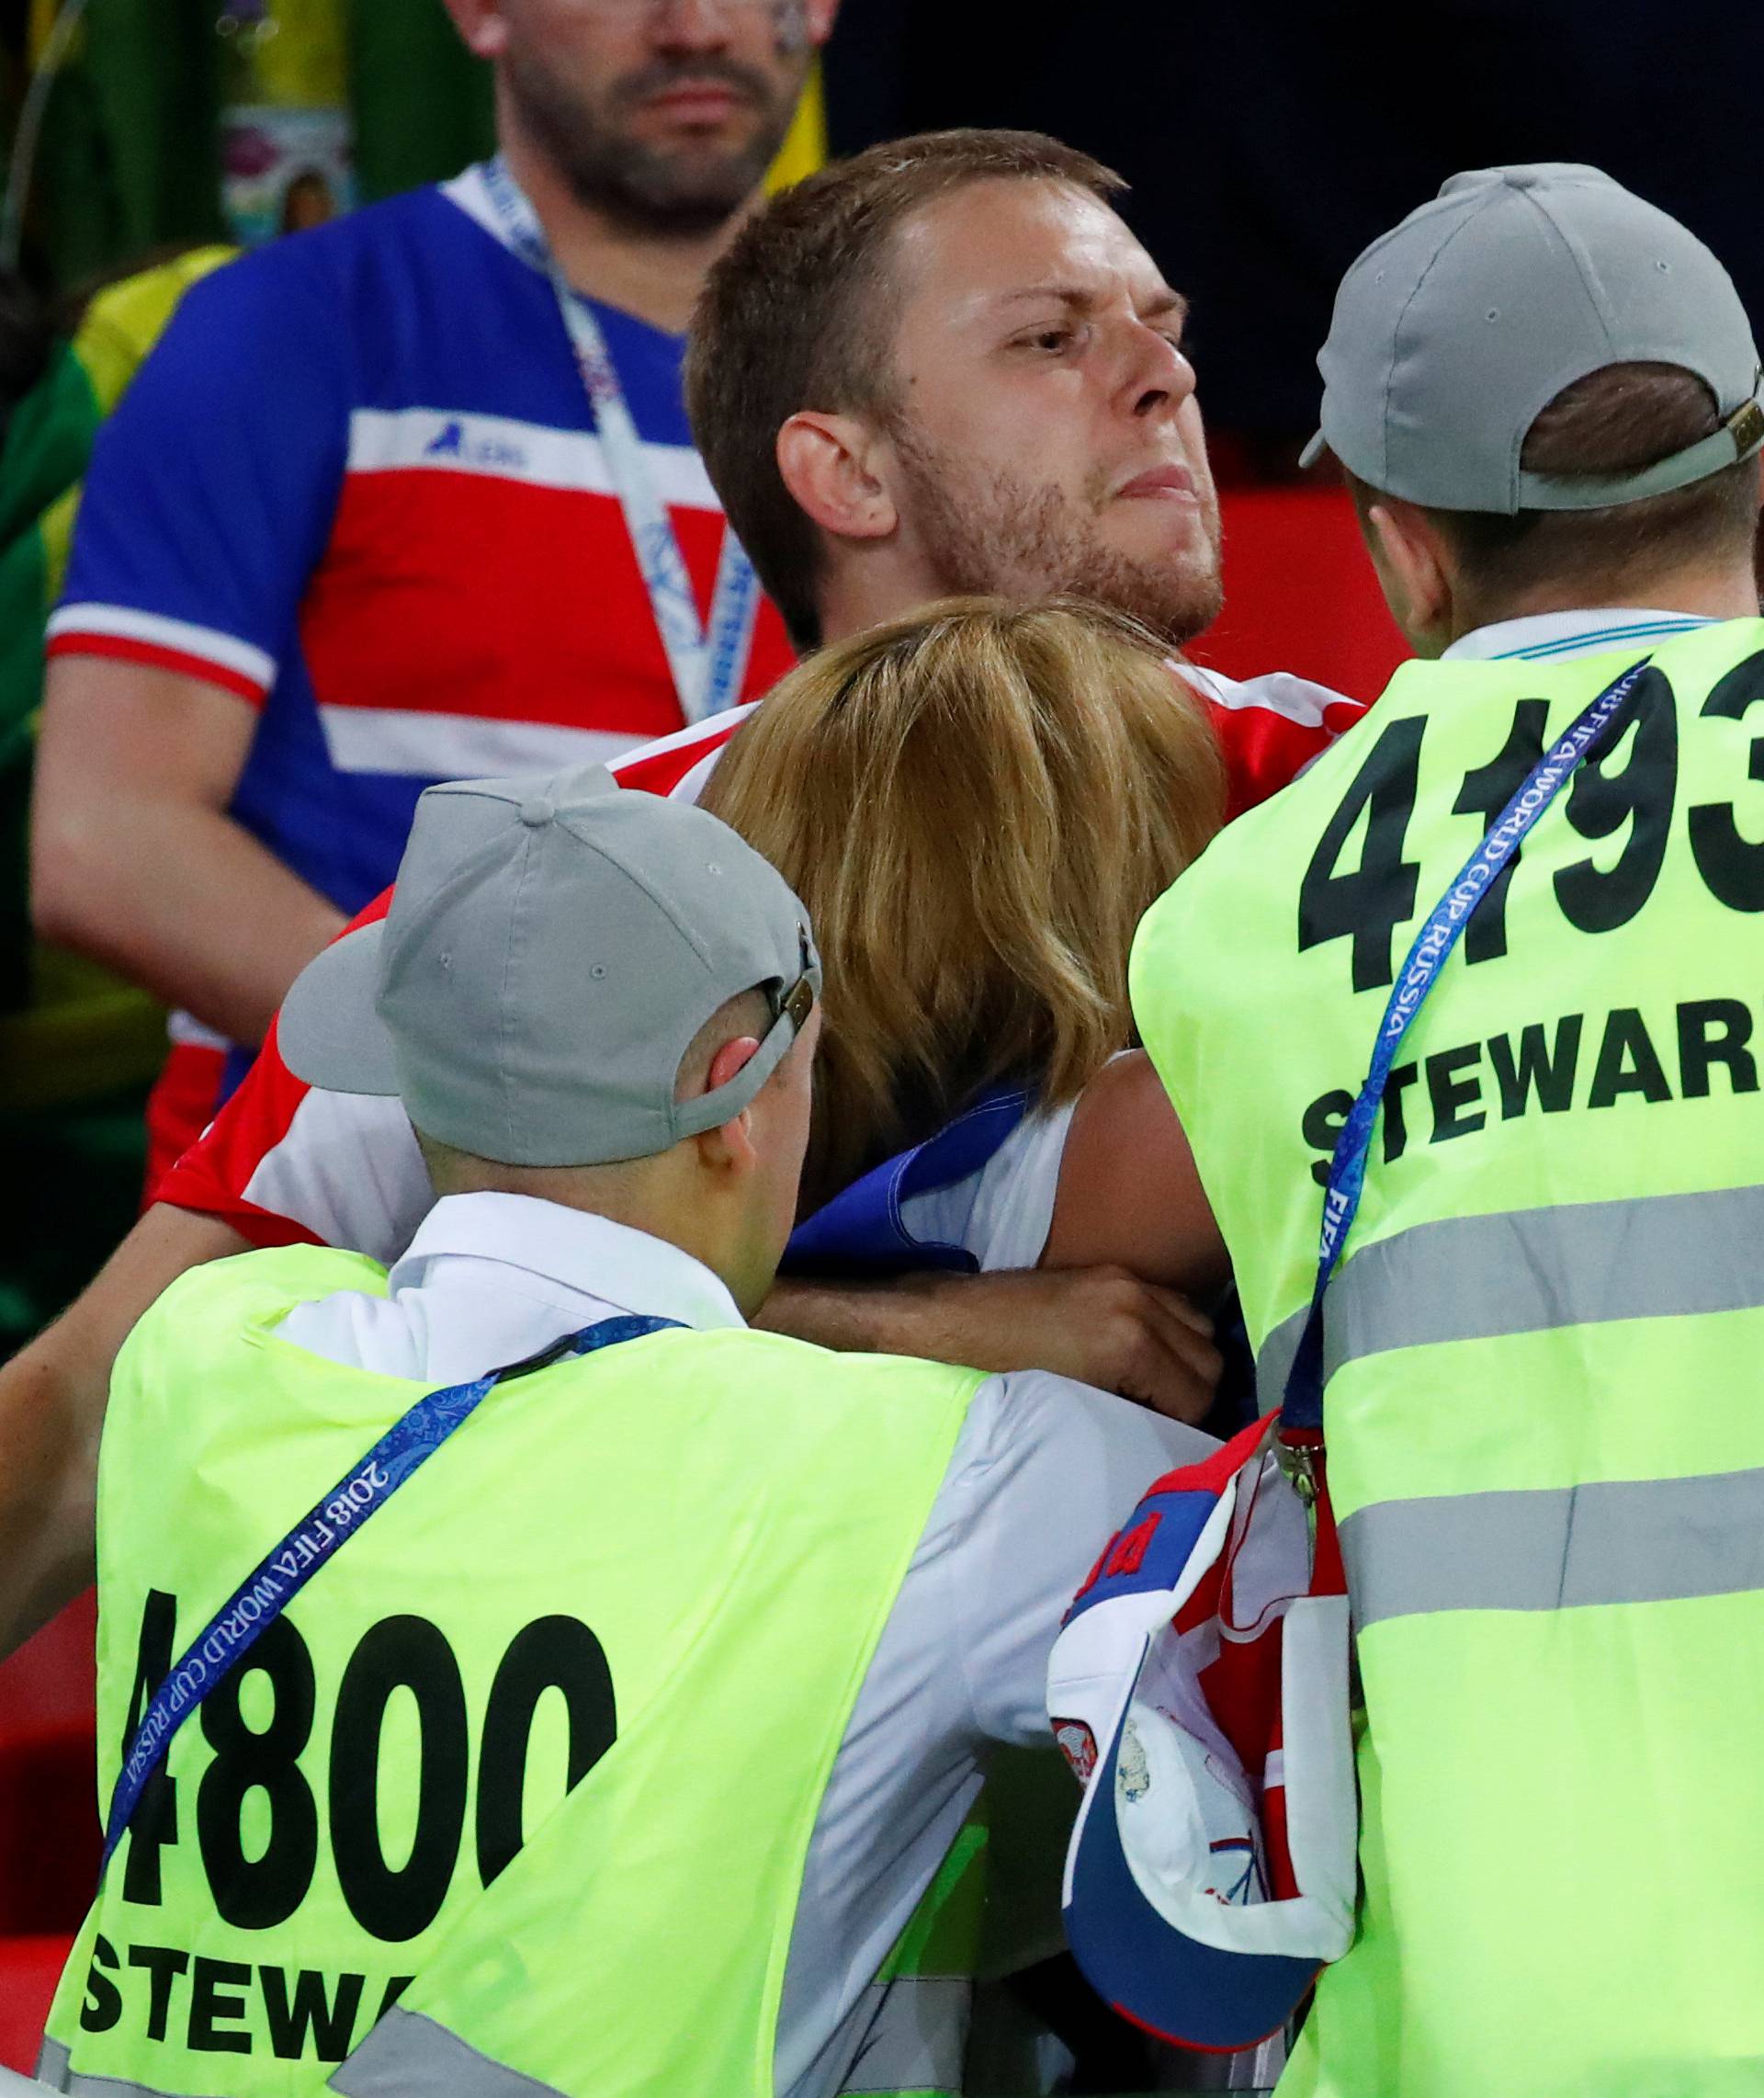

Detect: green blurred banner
[23, 0, 492, 289]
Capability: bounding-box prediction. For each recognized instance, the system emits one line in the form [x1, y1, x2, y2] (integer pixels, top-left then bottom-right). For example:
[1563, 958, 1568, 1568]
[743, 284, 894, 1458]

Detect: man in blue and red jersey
[30, 0, 833, 1190]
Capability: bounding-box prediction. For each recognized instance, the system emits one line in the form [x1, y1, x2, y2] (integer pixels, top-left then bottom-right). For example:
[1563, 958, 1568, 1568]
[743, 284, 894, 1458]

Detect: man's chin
[575, 147, 768, 235]
[1079, 552, 1223, 647]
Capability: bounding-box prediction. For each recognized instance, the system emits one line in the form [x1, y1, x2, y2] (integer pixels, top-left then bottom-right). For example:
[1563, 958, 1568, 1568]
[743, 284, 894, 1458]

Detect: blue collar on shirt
[783, 1085, 1033, 1277]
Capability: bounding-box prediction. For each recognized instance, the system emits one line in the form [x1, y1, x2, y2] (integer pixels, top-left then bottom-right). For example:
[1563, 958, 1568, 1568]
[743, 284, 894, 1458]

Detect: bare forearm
[0, 1207, 249, 1658]
[0, 1335, 100, 1654]
[35, 799, 343, 1045]
[33, 658, 346, 1045]
[757, 1270, 1003, 1367]
[757, 1265, 1221, 1422]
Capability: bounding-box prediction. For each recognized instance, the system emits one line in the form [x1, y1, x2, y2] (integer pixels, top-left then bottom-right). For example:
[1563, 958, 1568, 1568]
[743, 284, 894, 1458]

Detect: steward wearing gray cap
[1124, 166, 1764, 2095]
[45, 770, 1211, 2098]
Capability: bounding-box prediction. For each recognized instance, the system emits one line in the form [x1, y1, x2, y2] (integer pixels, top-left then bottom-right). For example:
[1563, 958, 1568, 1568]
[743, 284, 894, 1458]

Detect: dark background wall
[7, 1, 1759, 448]
[824, 0, 1764, 453]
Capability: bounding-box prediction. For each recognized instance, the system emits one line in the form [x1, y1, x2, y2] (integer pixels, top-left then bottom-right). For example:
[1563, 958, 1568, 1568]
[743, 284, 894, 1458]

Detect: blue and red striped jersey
[48, 162, 796, 922]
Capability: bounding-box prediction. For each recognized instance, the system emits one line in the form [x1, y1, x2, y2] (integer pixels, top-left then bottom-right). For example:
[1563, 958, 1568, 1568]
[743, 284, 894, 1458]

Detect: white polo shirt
[278, 1191, 1212, 2098]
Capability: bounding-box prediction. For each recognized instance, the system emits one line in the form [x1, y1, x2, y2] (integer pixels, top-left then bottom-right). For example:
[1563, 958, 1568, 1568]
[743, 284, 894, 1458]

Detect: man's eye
[1011, 316, 1082, 350]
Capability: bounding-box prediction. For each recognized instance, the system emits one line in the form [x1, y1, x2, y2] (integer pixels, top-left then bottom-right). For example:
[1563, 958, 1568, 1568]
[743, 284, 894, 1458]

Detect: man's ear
[439, 0, 508, 60]
[775, 413, 898, 546]
[690, 1035, 763, 1174]
[1365, 496, 1456, 651]
[802, 0, 841, 44]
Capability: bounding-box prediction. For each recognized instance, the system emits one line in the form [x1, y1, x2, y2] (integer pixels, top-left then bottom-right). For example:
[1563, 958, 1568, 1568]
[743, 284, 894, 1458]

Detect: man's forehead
[894, 177, 1170, 319]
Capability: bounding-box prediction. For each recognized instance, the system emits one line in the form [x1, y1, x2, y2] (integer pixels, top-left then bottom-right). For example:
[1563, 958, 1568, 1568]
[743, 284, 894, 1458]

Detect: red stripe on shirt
[303, 471, 794, 736]
[46, 630, 267, 705]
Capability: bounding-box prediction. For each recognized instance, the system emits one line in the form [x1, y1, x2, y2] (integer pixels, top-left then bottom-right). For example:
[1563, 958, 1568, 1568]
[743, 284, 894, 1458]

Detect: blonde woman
[700, 596, 1232, 1333]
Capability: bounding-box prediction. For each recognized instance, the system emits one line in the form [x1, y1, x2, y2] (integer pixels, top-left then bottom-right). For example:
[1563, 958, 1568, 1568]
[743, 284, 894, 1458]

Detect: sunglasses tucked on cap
[278, 762, 820, 1168]
[1302, 163, 1764, 513]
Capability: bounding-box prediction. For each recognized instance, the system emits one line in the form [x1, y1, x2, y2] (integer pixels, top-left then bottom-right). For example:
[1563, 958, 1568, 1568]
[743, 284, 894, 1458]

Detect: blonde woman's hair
[699, 596, 1225, 1203]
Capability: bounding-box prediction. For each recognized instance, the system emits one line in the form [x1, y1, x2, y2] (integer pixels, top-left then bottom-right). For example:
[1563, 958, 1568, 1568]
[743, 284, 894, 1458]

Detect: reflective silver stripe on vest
[330, 2008, 565, 2097]
[32, 2039, 173, 2097]
[1257, 1182, 1764, 1399]
[835, 1976, 969, 2096]
[1342, 1463, 1764, 1628]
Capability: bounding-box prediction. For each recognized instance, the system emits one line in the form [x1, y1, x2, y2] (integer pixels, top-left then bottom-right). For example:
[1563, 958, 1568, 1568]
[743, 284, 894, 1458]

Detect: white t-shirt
[897, 1098, 1080, 1273]
[277, 1193, 1212, 2098]
[211, 1075, 1084, 1282]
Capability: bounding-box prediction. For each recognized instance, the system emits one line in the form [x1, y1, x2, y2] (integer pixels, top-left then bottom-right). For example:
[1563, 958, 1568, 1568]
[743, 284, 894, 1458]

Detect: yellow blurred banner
[766, 61, 827, 193]
[28, 0, 76, 66]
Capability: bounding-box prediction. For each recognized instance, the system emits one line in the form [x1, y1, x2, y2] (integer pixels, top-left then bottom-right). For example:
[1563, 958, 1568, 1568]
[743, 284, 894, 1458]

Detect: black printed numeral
[330, 1617, 469, 1943]
[476, 1616, 616, 1888]
[120, 1591, 180, 1906]
[1554, 665, 1679, 932]
[1452, 699, 1550, 963]
[1298, 716, 1426, 991]
[198, 1617, 318, 1931]
[126, 1600, 616, 1941]
[1689, 648, 1764, 910]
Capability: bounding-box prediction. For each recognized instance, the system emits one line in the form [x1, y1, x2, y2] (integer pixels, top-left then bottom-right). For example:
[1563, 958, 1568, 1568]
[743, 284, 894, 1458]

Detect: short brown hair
[1355, 362, 1760, 604]
[698, 596, 1223, 1204]
[684, 130, 1125, 651]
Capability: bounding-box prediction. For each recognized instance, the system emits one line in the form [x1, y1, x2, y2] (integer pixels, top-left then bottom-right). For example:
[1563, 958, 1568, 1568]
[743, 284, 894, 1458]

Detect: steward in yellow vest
[1132, 165, 1764, 2096]
[44, 765, 1205, 2097]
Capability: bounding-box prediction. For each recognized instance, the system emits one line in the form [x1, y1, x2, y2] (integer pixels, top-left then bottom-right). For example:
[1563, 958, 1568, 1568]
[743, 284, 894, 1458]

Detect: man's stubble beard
[890, 425, 1225, 648]
[504, 38, 802, 241]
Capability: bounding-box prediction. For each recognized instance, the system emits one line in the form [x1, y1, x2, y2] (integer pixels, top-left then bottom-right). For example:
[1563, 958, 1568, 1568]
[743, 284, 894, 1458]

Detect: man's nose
[1120, 323, 1197, 420]
[650, 0, 734, 51]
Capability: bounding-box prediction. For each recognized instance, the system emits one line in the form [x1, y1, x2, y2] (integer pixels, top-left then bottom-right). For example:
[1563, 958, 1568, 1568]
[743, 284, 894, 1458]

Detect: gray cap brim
[277, 920, 400, 1097]
[1298, 430, 1329, 470]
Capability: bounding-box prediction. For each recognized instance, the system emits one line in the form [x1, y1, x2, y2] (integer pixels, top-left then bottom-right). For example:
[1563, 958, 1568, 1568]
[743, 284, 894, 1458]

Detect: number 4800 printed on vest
[74, 1589, 616, 2066]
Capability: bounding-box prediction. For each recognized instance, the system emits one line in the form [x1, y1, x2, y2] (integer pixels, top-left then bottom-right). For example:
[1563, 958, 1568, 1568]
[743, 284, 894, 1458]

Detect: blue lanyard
[1281, 656, 1653, 1435]
[481, 156, 760, 725]
[99, 1311, 682, 1880]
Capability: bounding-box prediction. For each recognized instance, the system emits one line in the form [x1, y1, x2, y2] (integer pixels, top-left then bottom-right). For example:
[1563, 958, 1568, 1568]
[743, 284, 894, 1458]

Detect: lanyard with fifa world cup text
[98, 1312, 682, 1882]
[1280, 655, 1655, 1441]
[481, 153, 761, 725]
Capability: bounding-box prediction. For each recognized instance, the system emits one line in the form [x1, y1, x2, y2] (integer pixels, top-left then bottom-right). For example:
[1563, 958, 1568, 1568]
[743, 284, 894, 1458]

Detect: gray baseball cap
[278, 762, 820, 1167]
[1301, 163, 1764, 512]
